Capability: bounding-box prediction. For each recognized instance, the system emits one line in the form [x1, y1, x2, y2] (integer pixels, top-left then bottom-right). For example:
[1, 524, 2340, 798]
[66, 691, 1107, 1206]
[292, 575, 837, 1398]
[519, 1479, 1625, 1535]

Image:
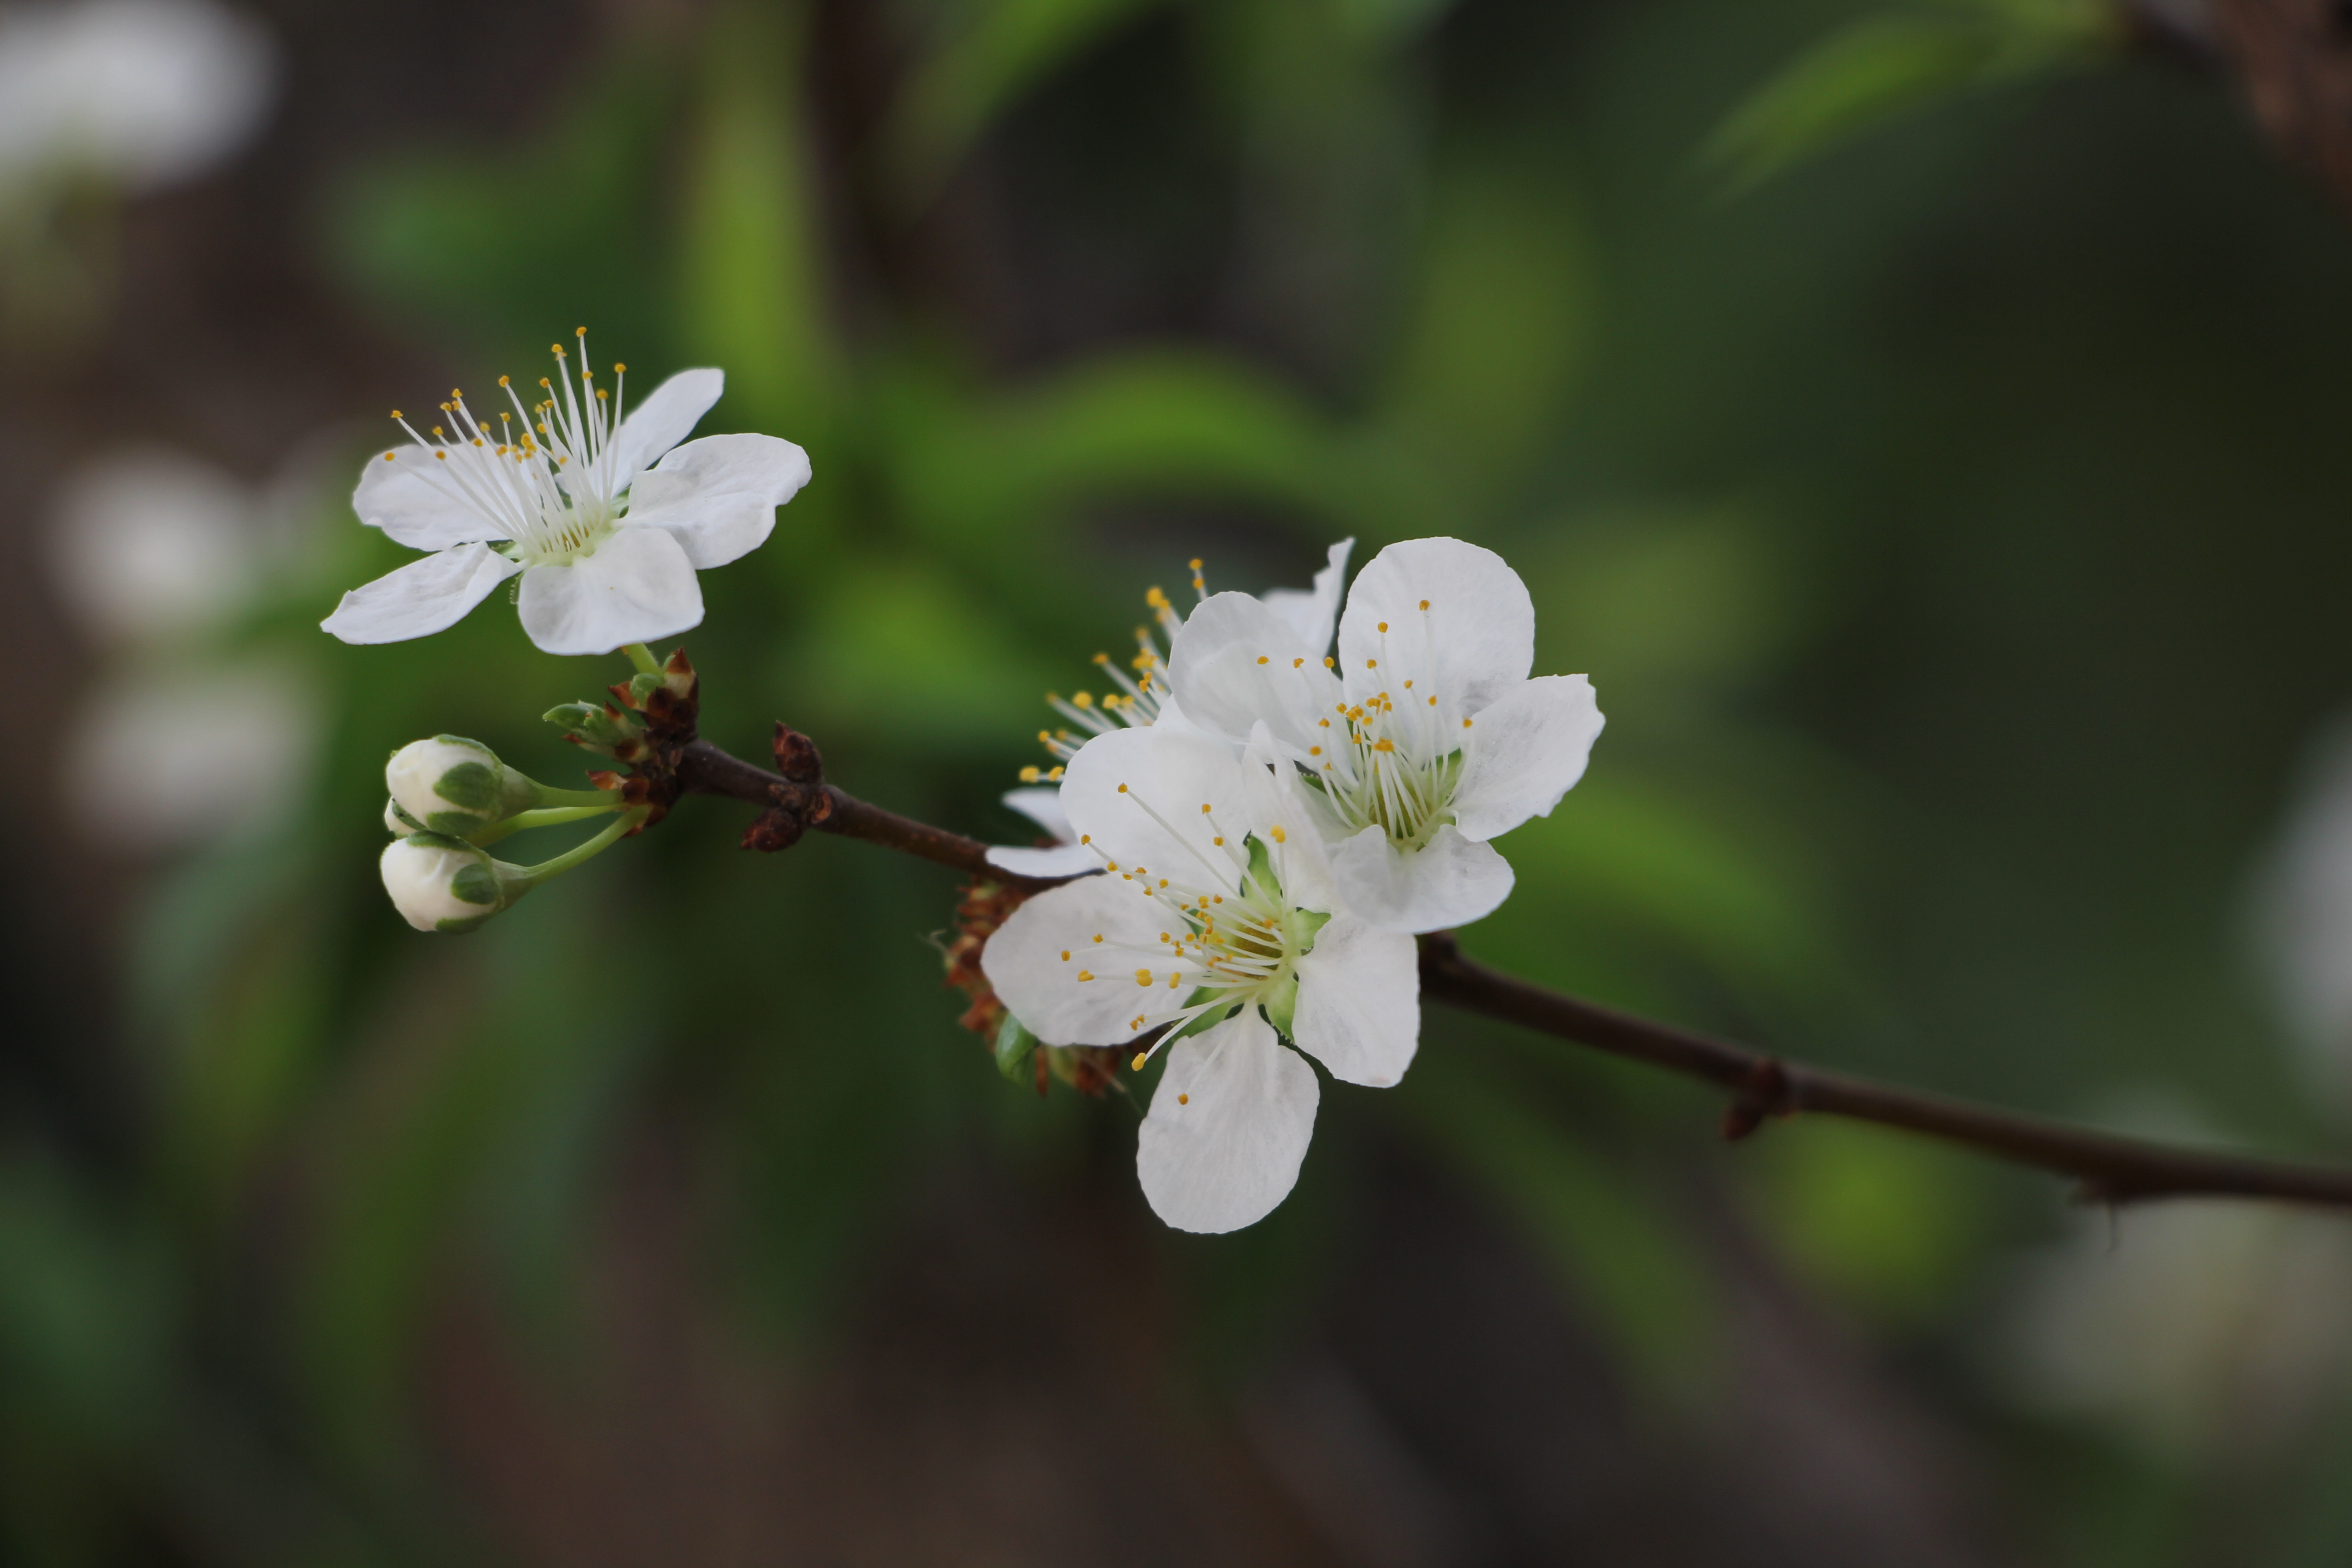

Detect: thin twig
[1420, 932, 2352, 1210]
[666, 732, 2352, 1214]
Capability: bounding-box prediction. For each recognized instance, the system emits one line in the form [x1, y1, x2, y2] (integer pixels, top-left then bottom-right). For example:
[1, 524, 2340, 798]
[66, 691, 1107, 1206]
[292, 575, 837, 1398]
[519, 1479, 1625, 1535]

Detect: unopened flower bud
[386, 735, 537, 836]
[384, 797, 425, 835]
[542, 701, 644, 759]
[378, 833, 526, 933]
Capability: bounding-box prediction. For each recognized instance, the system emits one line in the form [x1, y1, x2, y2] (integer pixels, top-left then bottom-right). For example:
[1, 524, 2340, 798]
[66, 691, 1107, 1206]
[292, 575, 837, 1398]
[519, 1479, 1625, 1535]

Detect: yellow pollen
[1146, 586, 1170, 609]
[1375, 739, 1396, 752]
[1419, 599, 1430, 610]
[1367, 659, 1378, 669]
[1060, 951, 1071, 960]
[1404, 680, 1414, 689]
[1379, 621, 1389, 632]
[388, 409, 402, 418]
[1132, 1053, 1147, 1071]
[1074, 692, 1094, 708]
[575, 326, 586, 336]
[1212, 896, 1223, 904]
[1271, 826, 1287, 843]
[1117, 783, 1127, 793]
[434, 451, 446, 461]
[1188, 558, 1202, 570]
[1212, 836, 1224, 847]
[1429, 696, 1438, 706]
[382, 452, 395, 461]
[1019, 767, 1041, 783]
[1257, 656, 1269, 665]
[1177, 1093, 1190, 1105]
[614, 362, 625, 372]
[1158, 879, 1169, 888]
[1463, 718, 1474, 728]
[1136, 970, 1153, 987]
[1078, 970, 1095, 981]
[1080, 835, 1092, 845]
[1310, 746, 1322, 756]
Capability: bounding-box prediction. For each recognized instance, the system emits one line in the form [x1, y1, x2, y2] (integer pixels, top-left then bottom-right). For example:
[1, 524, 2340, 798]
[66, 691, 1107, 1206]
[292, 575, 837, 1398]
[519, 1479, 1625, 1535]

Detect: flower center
[1065, 779, 1327, 1053]
[387, 327, 634, 568]
[1307, 661, 1464, 852]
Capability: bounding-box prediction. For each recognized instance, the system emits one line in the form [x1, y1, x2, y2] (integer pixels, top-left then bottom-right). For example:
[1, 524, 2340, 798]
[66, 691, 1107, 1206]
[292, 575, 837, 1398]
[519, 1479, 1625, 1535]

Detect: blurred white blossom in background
[0, 0, 275, 197]
[47, 446, 320, 852]
[2248, 716, 2352, 1104]
[2001, 1103, 2352, 1465]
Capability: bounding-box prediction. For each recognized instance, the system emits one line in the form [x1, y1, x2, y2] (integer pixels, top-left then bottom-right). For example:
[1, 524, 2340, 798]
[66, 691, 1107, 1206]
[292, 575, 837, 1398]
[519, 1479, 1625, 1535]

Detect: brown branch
[650, 713, 2352, 1214]
[671, 732, 1073, 894]
[1420, 932, 2352, 1210]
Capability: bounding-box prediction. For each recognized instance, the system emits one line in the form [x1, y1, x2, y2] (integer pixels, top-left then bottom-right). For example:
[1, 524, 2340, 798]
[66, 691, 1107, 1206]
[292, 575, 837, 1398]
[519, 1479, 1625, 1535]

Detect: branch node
[1720, 1058, 1793, 1142]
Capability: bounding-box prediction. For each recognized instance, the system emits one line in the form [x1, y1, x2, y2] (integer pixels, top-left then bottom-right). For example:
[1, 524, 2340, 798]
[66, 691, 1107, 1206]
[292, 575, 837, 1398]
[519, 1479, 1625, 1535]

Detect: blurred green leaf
[994, 1013, 1038, 1081]
[1377, 152, 1593, 495]
[884, 0, 1171, 206]
[1705, 1, 2109, 191]
[1744, 1119, 1985, 1325]
[677, 5, 839, 444]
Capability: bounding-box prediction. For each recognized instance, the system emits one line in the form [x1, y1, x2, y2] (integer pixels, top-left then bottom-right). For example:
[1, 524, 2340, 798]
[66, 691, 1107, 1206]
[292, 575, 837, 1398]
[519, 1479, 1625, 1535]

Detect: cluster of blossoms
[981, 538, 1604, 1232]
[322, 331, 1601, 1239]
[334, 334, 808, 925]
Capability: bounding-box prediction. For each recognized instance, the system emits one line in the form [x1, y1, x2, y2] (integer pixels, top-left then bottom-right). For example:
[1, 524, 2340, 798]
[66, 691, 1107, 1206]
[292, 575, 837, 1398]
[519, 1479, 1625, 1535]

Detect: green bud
[542, 701, 644, 759]
[386, 735, 539, 836]
[378, 832, 531, 933]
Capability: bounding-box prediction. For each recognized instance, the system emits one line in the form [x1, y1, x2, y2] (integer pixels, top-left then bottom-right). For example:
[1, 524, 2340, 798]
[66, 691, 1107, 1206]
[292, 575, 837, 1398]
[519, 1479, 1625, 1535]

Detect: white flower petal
[1338, 537, 1533, 719]
[985, 843, 1103, 878]
[981, 876, 1168, 1045]
[1328, 822, 1515, 934]
[1001, 786, 1073, 843]
[1137, 1011, 1319, 1234]
[1291, 915, 1421, 1088]
[515, 526, 704, 656]
[320, 542, 520, 645]
[1259, 537, 1354, 656]
[351, 447, 498, 551]
[608, 367, 725, 487]
[1451, 675, 1605, 842]
[621, 432, 811, 569]
[1166, 590, 1345, 759]
[1061, 725, 1263, 893]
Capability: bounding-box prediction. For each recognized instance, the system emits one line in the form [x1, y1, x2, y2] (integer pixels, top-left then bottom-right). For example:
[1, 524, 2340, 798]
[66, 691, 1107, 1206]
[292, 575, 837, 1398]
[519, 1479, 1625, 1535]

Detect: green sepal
[625, 672, 664, 708]
[431, 759, 500, 813]
[434, 913, 494, 935]
[386, 799, 425, 832]
[1261, 975, 1301, 1039]
[994, 1014, 1038, 1081]
[449, 862, 502, 906]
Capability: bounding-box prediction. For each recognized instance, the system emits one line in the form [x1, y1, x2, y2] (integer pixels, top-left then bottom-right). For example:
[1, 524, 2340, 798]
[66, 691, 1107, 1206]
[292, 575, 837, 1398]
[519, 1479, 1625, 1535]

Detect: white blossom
[985, 540, 1352, 881]
[379, 833, 511, 933]
[0, 0, 275, 196]
[321, 331, 811, 657]
[982, 721, 1419, 1232]
[1169, 535, 1602, 932]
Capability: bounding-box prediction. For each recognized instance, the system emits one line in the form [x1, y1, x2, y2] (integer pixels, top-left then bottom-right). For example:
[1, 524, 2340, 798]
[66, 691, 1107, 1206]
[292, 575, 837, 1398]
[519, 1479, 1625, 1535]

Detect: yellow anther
[1272, 826, 1287, 843]
[1145, 586, 1170, 609]
[1257, 656, 1269, 665]
[1117, 782, 1127, 793]
[1078, 970, 1094, 981]
[614, 363, 625, 372]
[1429, 696, 1438, 706]
[1211, 895, 1223, 904]
[1367, 659, 1378, 669]
[1167, 972, 1180, 988]
[389, 409, 402, 418]
[1463, 718, 1474, 728]
[1177, 1093, 1190, 1105]
[1378, 621, 1389, 632]
[1211, 836, 1224, 847]
[1309, 746, 1322, 756]
[1019, 766, 1041, 783]
[1074, 693, 1094, 709]
[1404, 680, 1414, 689]
[434, 451, 447, 461]
[1050, 767, 1064, 780]
[1060, 950, 1071, 961]
[382, 451, 395, 461]
[1318, 718, 1330, 728]
[1188, 558, 1202, 571]
[498, 376, 510, 387]
[1294, 658, 1304, 668]
[575, 326, 586, 336]
[1158, 879, 1169, 888]
[1093, 933, 1103, 942]
[1419, 598, 1430, 610]
[1136, 969, 1153, 986]
[1080, 835, 1092, 845]
[1132, 1053, 1147, 1071]
[1374, 739, 1396, 753]
[1201, 804, 1213, 813]
[1324, 656, 1336, 668]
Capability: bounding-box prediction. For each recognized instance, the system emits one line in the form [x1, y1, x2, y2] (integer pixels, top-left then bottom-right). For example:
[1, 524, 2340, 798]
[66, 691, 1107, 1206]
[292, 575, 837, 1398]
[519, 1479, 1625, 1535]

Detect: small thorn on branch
[1720, 1058, 1793, 1142]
